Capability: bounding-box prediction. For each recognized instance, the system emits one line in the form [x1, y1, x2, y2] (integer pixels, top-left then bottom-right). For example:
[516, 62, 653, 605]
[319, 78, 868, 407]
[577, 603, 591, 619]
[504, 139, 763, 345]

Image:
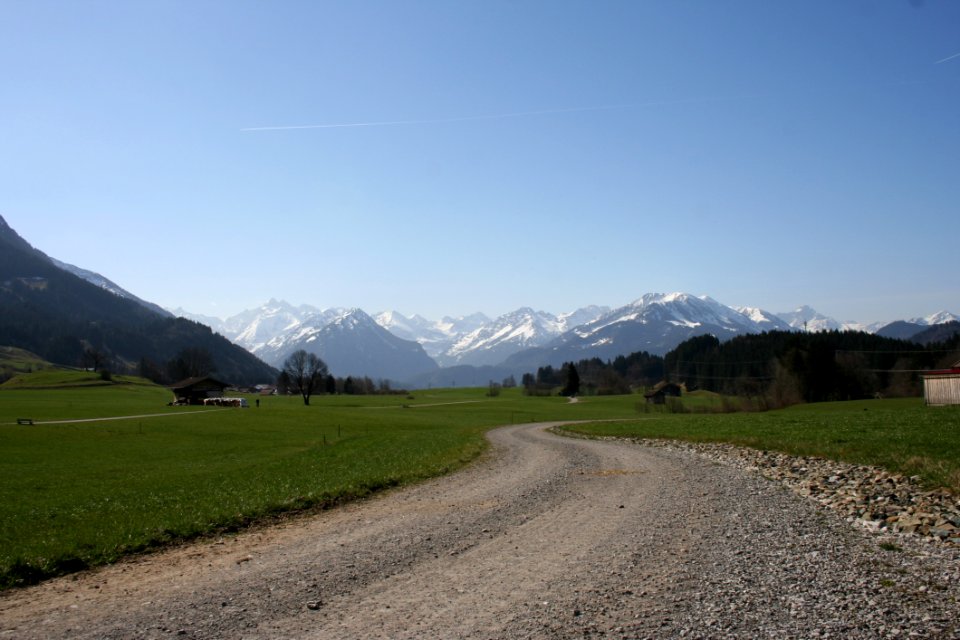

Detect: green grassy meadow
[560, 398, 960, 493]
[0, 346, 51, 373]
[0, 376, 637, 587]
[2, 372, 958, 590]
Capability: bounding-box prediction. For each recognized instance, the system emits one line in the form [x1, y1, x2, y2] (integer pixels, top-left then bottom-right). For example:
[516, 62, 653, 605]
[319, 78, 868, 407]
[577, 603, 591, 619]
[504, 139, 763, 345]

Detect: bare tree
[82, 347, 105, 372]
[766, 359, 802, 409]
[167, 347, 215, 381]
[282, 350, 328, 406]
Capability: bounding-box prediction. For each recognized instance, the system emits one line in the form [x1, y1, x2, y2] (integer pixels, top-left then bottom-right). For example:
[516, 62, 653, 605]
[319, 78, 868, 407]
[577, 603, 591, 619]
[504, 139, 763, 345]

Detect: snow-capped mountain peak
[607, 292, 758, 333]
[374, 306, 609, 366]
[331, 308, 363, 328]
[255, 306, 437, 381]
[374, 310, 489, 359]
[374, 310, 439, 338]
[169, 293, 957, 386]
[775, 305, 842, 332]
[436, 307, 583, 367]
[734, 306, 792, 330]
[500, 292, 803, 372]
[909, 311, 959, 326]
[557, 305, 611, 331]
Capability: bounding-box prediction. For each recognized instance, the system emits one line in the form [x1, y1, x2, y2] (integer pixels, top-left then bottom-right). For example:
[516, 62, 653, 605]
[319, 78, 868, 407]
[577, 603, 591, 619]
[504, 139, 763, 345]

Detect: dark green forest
[528, 329, 960, 406]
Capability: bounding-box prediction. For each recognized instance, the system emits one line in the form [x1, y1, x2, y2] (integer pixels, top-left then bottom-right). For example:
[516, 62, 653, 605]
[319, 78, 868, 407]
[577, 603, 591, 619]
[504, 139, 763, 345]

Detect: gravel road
[2, 422, 958, 639]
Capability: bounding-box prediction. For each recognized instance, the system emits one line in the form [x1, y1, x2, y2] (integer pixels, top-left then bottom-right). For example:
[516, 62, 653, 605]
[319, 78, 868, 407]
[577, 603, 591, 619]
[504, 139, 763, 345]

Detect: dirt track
[2, 422, 958, 638]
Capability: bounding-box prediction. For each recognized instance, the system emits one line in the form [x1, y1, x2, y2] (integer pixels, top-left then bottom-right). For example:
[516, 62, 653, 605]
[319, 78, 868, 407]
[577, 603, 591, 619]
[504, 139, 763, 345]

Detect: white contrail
[934, 51, 960, 64]
[240, 97, 735, 132]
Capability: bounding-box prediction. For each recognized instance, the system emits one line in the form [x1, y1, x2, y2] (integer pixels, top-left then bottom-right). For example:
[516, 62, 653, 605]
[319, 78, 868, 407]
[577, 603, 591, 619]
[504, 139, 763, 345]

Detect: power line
[674, 374, 774, 381]
[674, 359, 771, 365]
[863, 369, 956, 373]
[836, 349, 960, 354]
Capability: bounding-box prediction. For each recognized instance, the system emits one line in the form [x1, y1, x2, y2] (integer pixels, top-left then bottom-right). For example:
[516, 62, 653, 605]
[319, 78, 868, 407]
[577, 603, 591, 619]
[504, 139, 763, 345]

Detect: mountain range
[2, 214, 954, 388]
[174, 294, 958, 386]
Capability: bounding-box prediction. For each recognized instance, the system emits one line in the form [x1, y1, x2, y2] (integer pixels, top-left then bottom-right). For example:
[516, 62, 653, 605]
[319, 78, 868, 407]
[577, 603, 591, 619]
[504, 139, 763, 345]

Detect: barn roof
[643, 381, 682, 398]
[169, 375, 231, 391]
[921, 367, 960, 378]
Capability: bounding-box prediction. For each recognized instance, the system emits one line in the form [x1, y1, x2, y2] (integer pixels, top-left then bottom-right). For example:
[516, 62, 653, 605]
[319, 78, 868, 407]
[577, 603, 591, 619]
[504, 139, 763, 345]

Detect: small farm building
[644, 381, 684, 404]
[170, 376, 231, 405]
[922, 361, 960, 406]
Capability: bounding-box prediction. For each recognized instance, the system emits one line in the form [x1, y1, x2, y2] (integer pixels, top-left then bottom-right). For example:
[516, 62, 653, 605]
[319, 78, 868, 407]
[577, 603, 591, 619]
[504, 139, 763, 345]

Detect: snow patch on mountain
[374, 310, 467, 358]
[51, 258, 172, 317]
[557, 305, 611, 331]
[436, 313, 491, 336]
[734, 306, 792, 330]
[433, 305, 610, 368]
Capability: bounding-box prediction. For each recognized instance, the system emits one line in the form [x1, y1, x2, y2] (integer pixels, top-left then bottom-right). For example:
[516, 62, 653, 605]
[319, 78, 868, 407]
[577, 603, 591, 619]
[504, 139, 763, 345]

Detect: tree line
[516, 329, 959, 406]
[662, 329, 959, 405]
[521, 350, 665, 397]
[278, 349, 407, 405]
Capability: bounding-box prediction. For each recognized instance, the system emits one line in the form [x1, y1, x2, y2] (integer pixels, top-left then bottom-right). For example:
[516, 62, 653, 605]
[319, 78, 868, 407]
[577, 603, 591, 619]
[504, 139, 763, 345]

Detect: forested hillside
[0, 216, 276, 385]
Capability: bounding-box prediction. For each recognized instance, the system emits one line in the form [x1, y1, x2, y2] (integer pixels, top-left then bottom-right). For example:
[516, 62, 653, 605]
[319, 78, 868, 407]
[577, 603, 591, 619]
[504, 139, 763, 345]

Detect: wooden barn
[644, 381, 684, 404]
[922, 361, 960, 406]
[170, 376, 231, 405]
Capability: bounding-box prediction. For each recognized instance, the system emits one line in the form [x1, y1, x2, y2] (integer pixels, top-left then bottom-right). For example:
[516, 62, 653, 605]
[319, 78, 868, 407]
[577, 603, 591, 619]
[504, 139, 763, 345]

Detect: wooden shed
[922, 361, 960, 406]
[170, 376, 231, 405]
[644, 381, 684, 404]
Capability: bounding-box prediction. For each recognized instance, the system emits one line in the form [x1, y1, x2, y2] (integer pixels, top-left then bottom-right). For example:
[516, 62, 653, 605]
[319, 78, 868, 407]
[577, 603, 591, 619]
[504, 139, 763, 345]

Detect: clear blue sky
[2, 0, 958, 324]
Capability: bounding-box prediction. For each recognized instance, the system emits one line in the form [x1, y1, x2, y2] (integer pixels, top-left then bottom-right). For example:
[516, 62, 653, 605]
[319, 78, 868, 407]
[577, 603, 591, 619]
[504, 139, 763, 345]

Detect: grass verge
[558, 398, 960, 493]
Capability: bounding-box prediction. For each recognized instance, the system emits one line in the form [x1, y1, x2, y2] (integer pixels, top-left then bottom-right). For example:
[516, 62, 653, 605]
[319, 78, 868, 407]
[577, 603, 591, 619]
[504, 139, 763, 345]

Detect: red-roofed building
[921, 360, 960, 406]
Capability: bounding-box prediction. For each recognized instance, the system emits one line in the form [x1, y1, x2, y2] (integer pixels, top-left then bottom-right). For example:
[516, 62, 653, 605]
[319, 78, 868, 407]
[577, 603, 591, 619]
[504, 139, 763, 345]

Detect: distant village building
[921, 361, 960, 406]
[170, 376, 230, 405]
[644, 381, 684, 404]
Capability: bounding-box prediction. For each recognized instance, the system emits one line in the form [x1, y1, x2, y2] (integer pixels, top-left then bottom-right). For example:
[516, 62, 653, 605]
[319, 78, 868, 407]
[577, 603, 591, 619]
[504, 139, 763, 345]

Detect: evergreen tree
[560, 362, 581, 397]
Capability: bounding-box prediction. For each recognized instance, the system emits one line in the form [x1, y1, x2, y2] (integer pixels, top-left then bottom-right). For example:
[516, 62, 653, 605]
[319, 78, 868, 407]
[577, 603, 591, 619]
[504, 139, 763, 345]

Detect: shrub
[665, 397, 688, 414]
